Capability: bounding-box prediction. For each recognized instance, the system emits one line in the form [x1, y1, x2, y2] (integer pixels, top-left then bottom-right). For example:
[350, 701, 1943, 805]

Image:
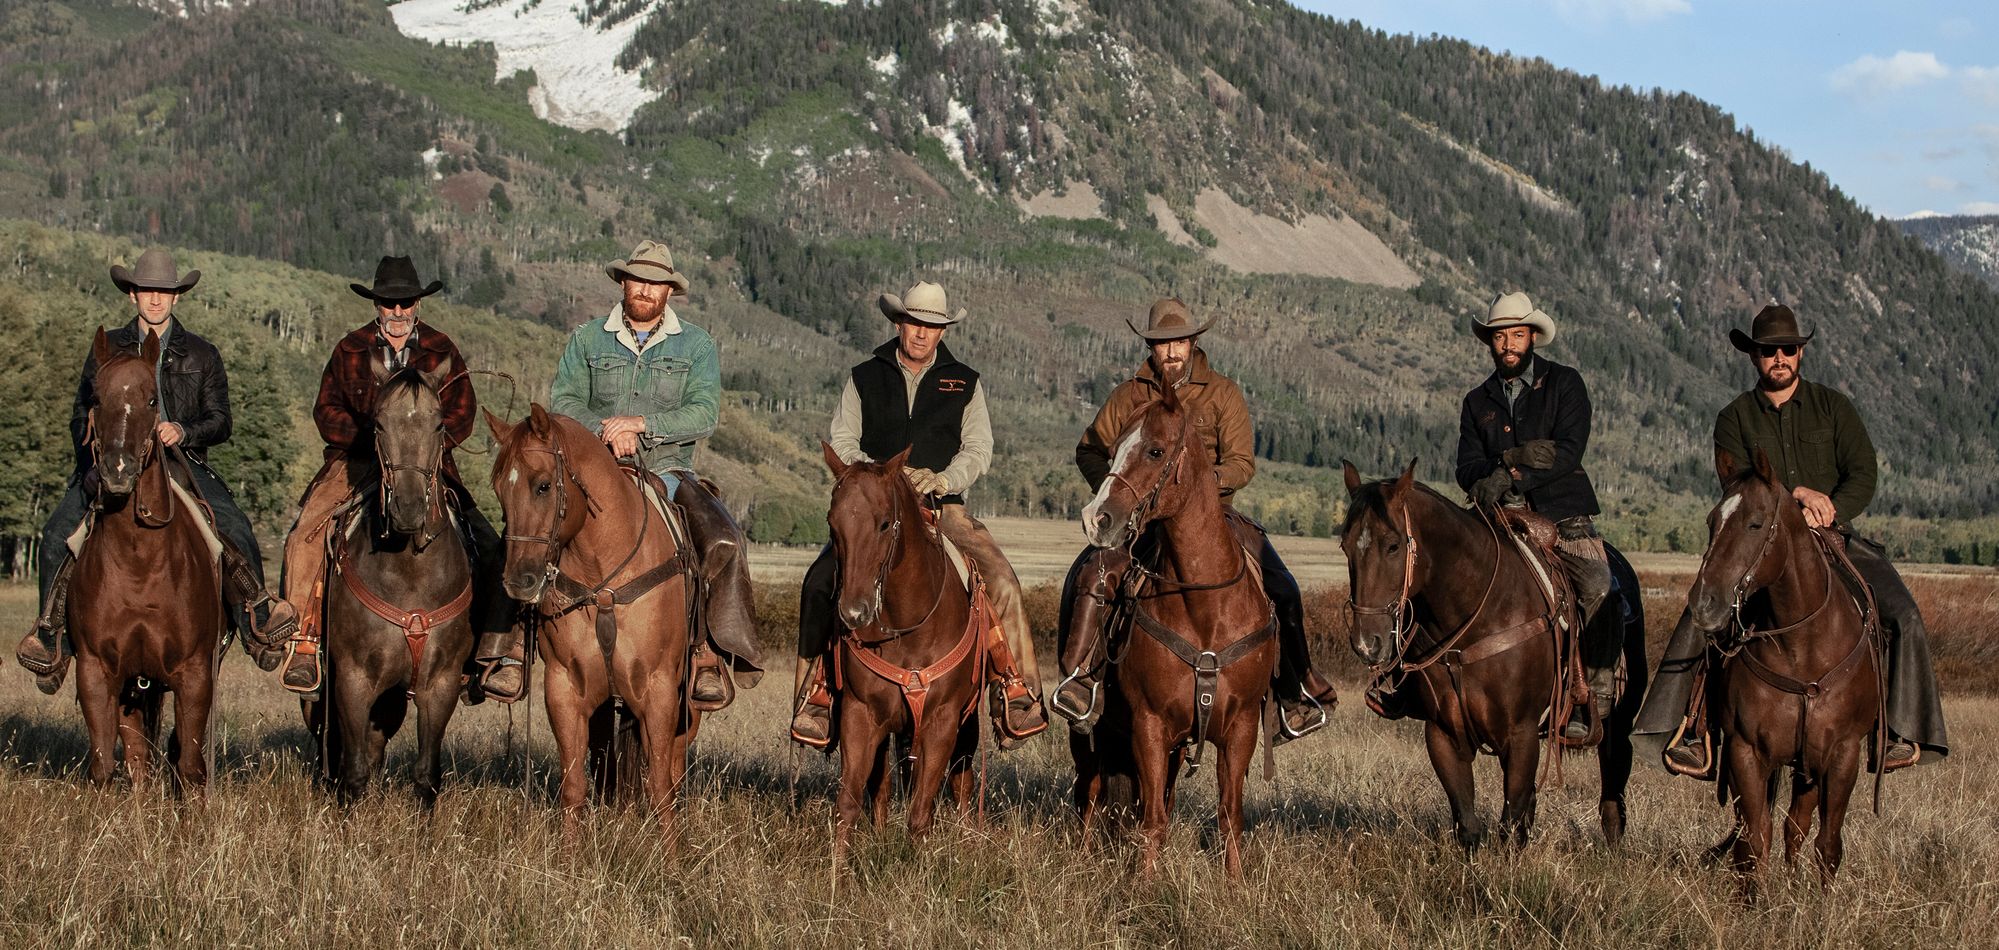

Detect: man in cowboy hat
[1053, 298, 1337, 741]
[1637, 304, 1947, 775]
[471, 239, 763, 707]
[270, 255, 509, 695]
[1453, 290, 1616, 740]
[789, 281, 1048, 746]
[16, 248, 298, 692]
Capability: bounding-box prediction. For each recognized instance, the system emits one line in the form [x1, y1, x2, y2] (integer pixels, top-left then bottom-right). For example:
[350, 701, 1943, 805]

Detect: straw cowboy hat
[1729, 303, 1814, 353]
[605, 240, 690, 293]
[878, 281, 966, 326]
[349, 256, 445, 301]
[110, 249, 200, 295]
[1126, 297, 1216, 341]
[1472, 291, 1557, 346]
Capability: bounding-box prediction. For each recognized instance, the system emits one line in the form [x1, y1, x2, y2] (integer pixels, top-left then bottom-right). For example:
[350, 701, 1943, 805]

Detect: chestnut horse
[1342, 461, 1644, 847]
[305, 361, 474, 805]
[485, 404, 699, 840]
[68, 328, 226, 792]
[820, 444, 985, 860]
[1072, 386, 1277, 876]
[1684, 449, 1880, 890]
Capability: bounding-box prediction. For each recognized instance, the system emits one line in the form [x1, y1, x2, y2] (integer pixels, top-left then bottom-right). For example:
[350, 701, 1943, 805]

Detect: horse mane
[1343, 478, 1471, 533]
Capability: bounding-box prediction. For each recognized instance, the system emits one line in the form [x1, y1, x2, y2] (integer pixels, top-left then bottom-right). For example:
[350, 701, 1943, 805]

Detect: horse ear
[138, 326, 160, 366]
[371, 348, 393, 387]
[1342, 459, 1363, 497]
[528, 402, 552, 438]
[1392, 457, 1418, 496]
[1753, 447, 1775, 485]
[91, 326, 112, 368]
[1714, 448, 1737, 486]
[822, 440, 848, 478]
[885, 445, 913, 473]
[483, 408, 511, 444]
[1158, 379, 1181, 413]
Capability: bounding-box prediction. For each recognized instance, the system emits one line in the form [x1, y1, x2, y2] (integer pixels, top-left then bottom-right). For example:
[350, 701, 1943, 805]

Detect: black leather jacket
[69, 317, 232, 469]
[1454, 355, 1600, 521]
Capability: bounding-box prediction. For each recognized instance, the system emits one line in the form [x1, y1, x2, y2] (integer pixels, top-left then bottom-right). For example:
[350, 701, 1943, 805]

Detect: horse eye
[147, 397, 157, 407]
[535, 481, 551, 495]
[1147, 447, 1165, 459]
[1749, 522, 1762, 530]
[1385, 540, 1399, 553]
[878, 520, 891, 531]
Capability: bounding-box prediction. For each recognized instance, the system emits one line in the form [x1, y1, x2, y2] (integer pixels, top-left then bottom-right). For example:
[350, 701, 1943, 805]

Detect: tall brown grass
[0, 572, 1992, 948]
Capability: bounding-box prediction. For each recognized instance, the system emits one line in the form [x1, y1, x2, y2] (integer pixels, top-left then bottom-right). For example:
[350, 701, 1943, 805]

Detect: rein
[377, 425, 449, 550]
[1350, 496, 1506, 678]
[843, 482, 948, 644]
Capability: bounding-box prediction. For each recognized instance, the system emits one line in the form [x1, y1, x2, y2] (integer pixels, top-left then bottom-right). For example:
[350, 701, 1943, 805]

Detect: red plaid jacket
[314, 320, 476, 484]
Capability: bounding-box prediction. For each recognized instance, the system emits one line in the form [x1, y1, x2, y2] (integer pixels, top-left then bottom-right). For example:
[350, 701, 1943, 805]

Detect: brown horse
[819, 444, 985, 860]
[305, 361, 475, 805]
[1071, 386, 1277, 876]
[485, 404, 699, 840]
[1684, 449, 1879, 890]
[68, 328, 226, 792]
[1342, 461, 1644, 847]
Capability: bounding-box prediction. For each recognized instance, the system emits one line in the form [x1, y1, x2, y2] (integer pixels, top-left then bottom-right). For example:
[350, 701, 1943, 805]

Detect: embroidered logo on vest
[936, 377, 968, 393]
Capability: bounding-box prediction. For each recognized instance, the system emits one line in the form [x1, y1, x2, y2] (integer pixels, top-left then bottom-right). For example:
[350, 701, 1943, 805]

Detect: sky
[1289, 0, 1997, 220]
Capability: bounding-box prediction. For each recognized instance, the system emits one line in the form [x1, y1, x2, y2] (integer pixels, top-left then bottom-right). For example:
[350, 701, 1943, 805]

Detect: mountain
[1, 0, 1995, 566]
[1899, 214, 1999, 292]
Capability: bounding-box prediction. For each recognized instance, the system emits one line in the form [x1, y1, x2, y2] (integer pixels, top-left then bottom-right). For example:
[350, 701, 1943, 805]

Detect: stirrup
[992, 681, 1049, 748]
[1275, 692, 1329, 745]
[476, 656, 526, 704]
[1051, 669, 1102, 732]
[281, 638, 322, 697]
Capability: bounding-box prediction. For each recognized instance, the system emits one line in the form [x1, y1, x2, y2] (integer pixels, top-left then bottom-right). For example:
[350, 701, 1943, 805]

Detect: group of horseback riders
[16, 241, 1949, 781]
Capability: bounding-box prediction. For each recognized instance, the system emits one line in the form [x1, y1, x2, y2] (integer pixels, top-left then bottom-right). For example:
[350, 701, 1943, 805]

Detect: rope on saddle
[1131, 601, 1276, 777]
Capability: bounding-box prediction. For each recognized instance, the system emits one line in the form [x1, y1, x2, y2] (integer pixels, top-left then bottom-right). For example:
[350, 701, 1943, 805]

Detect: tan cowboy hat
[878, 281, 965, 326]
[605, 240, 690, 293]
[1126, 297, 1215, 341]
[110, 248, 199, 295]
[1729, 304, 1814, 353]
[1472, 291, 1557, 346]
[349, 255, 444, 301]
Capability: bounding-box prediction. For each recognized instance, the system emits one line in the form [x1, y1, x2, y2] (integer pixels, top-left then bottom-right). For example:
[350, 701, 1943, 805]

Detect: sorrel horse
[305, 361, 474, 805]
[1071, 386, 1276, 876]
[1684, 449, 1879, 889]
[486, 404, 699, 839]
[68, 328, 226, 792]
[820, 444, 986, 859]
[1342, 461, 1644, 847]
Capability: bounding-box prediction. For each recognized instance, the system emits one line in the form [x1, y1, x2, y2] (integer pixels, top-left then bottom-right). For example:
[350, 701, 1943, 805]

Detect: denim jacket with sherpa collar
[550, 303, 719, 478]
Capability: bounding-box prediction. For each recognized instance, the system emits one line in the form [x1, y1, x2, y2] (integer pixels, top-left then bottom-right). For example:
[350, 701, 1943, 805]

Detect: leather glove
[1501, 439, 1558, 470]
[1471, 468, 1515, 508]
[903, 467, 947, 496]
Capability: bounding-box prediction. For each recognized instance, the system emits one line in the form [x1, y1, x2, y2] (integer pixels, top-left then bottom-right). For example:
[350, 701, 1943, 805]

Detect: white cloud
[1960, 201, 1999, 215]
[1828, 51, 1949, 96]
[1922, 175, 1970, 193]
[1549, 0, 1690, 26]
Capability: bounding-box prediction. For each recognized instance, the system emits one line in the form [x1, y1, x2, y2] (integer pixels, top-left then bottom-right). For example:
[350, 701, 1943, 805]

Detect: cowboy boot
[789, 655, 833, 749]
[1274, 670, 1336, 745]
[1563, 665, 1617, 742]
[1053, 556, 1124, 732]
[472, 627, 527, 703]
[688, 641, 733, 712]
[16, 555, 76, 694]
[281, 634, 322, 696]
[1664, 735, 1714, 778]
[218, 540, 297, 667]
[674, 479, 762, 699]
[1882, 736, 1920, 772]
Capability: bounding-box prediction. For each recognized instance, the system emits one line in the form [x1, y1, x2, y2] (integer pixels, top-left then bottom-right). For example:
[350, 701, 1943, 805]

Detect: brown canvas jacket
[1075, 348, 1255, 501]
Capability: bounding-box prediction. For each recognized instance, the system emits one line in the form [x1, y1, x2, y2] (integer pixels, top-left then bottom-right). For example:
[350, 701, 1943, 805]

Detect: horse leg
[638, 693, 685, 853]
[1130, 711, 1172, 877]
[1070, 731, 1102, 838]
[1726, 740, 1777, 899]
[411, 661, 461, 810]
[1496, 721, 1542, 847]
[1814, 741, 1865, 885]
[1424, 721, 1481, 849]
[1781, 768, 1819, 867]
[542, 671, 593, 840]
[834, 708, 887, 865]
[868, 739, 893, 829]
[170, 667, 215, 796]
[904, 715, 954, 841]
[586, 700, 616, 807]
[947, 719, 978, 829]
[1597, 710, 1634, 847]
[117, 682, 156, 791]
[1214, 706, 1260, 878]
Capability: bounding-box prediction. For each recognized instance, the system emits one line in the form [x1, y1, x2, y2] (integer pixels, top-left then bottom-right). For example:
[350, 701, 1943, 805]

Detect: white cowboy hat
[1472, 291, 1557, 346]
[878, 281, 965, 326]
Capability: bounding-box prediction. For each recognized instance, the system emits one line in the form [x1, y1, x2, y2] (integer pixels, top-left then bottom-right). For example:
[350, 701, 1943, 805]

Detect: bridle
[1346, 488, 1502, 676]
[838, 470, 947, 642]
[1099, 404, 1190, 555]
[376, 421, 448, 548]
[1711, 487, 1835, 652]
[499, 435, 597, 598]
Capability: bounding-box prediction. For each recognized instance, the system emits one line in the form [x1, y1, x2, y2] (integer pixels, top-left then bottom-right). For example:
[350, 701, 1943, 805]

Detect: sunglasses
[1756, 344, 1800, 359]
[377, 299, 419, 314]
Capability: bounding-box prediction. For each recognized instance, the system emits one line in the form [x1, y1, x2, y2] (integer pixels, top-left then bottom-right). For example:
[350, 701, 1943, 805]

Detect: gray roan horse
[305, 361, 475, 805]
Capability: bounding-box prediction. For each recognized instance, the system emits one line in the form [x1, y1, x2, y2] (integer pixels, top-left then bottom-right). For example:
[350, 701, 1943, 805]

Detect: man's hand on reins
[153, 421, 184, 447]
[1471, 468, 1514, 508]
[1792, 485, 1836, 529]
[600, 415, 645, 458]
[903, 467, 949, 496]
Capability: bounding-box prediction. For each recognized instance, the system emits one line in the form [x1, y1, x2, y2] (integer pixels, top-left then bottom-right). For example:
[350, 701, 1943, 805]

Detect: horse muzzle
[504, 570, 548, 604]
[1349, 624, 1395, 667]
[1082, 506, 1129, 549]
[837, 595, 880, 631]
[1686, 581, 1735, 635]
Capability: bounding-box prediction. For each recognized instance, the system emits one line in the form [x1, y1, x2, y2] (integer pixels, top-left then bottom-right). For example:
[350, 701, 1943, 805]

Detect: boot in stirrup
[281, 635, 322, 697]
[789, 657, 834, 749]
[17, 557, 76, 694]
[689, 642, 734, 712]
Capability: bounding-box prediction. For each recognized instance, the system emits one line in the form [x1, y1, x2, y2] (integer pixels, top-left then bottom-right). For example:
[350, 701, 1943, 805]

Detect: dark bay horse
[1685, 450, 1879, 890]
[1342, 461, 1644, 847]
[305, 361, 474, 805]
[486, 404, 699, 841]
[1072, 386, 1276, 876]
[820, 444, 985, 860]
[68, 328, 226, 792]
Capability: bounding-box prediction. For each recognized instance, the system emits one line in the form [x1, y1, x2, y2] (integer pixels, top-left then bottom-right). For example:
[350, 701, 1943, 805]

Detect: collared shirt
[550, 302, 717, 477]
[1713, 377, 1877, 524]
[1501, 357, 1538, 415]
[828, 351, 993, 494]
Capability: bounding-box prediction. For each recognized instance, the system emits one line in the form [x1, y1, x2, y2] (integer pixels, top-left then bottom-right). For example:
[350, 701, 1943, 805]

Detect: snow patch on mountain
[390, 0, 655, 133]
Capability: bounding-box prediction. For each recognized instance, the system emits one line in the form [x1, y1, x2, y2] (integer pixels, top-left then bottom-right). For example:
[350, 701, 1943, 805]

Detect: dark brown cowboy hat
[110, 249, 199, 295]
[1729, 304, 1814, 353]
[1126, 297, 1216, 341]
[350, 256, 445, 302]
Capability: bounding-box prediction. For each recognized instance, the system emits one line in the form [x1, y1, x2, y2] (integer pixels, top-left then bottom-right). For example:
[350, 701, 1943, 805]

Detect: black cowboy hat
[1730, 304, 1814, 353]
[350, 256, 444, 302]
[110, 248, 200, 295]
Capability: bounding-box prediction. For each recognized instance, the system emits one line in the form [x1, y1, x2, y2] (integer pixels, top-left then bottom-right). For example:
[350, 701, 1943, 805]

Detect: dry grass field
[0, 535, 1994, 948]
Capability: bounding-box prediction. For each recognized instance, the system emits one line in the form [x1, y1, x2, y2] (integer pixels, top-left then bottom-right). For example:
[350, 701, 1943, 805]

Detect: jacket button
[1502, 426, 1512, 433]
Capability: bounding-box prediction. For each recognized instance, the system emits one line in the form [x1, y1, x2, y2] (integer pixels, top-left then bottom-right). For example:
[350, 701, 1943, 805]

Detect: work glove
[1471, 468, 1516, 508]
[903, 467, 948, 497]
[1501, 439, 1558, 470]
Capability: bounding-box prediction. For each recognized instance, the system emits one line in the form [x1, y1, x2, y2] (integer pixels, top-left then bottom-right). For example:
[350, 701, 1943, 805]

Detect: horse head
[487, 404, 588, 603]
[1341, 459, 1421, 667]
[1081, 384, 1200, 549]
[1687, 448, 1799, 634]
[822, 442, 918, 630]
[372, 356, 452, 538]
[88, 327, 163, 498]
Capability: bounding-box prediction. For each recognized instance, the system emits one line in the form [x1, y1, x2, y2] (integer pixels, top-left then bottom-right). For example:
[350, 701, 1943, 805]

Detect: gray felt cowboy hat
[1729, 304, 1814, 353]
[605, 240, 690, 293]
[878, 281, 966, 326]
[1472, 291, 1557, 346]
[110, 249, 200, 295]
[350, 256, 445, 301]
[1126, 297, 1216, 341]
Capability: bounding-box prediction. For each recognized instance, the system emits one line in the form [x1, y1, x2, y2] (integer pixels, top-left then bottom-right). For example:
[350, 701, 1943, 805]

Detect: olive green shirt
[1713, 378, 1877, 524]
